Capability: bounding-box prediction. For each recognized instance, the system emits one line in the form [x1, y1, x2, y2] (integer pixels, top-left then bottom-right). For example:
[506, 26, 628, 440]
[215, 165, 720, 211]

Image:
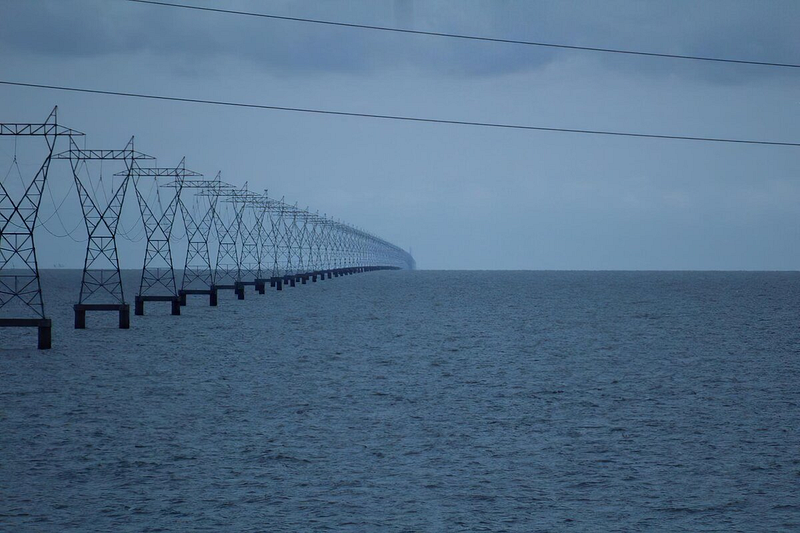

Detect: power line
[124, 0, 800, 70]
[1, 79, 798, 147]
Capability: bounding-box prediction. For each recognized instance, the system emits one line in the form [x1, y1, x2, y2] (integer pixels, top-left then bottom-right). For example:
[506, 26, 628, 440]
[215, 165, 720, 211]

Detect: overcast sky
[1, 0, 798, 269]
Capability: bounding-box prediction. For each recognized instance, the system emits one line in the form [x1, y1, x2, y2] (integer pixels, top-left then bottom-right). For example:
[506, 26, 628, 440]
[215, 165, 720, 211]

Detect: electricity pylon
[126, 157, 200, 316]
[54, 136, 154, 329]
[232, 188, 266, 298]
[207, 183, 243, 299]
[168, 171, 232, 307]
[0, 107, 82, 348]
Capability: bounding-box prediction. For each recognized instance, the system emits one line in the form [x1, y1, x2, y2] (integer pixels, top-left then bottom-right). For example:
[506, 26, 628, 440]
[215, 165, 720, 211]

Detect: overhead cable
[1, 80, 798, 147]
[124, 0, 800, 70]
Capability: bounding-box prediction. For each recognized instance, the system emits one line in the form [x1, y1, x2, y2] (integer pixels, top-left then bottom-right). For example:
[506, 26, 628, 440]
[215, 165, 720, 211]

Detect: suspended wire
[120, 175, 153, 242]
[117, 189, 145, 242]
[39, 219, 84, 241]
[82, 159, 106, 213]
[97, 159, 110, 206]
[2, 140, 80, 241]
[171, 202, 187, 240]
[38, 179, 76, 228]
[117, 173, 142, 239]
[3, 144, 19, 185]
[155, 177, 164, 214]
[0, 80, 797, 147]
[117, 200, 142, 239]
[41, 181, 85, 242]
[123, 0, 800, 70]
[11, 137, 27, 190]
[118, 178, 146, 242]
[118, 221, 145, 242]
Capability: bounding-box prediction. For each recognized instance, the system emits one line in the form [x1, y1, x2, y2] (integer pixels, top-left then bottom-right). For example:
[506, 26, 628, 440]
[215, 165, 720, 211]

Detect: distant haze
[0, 0, 798, 270]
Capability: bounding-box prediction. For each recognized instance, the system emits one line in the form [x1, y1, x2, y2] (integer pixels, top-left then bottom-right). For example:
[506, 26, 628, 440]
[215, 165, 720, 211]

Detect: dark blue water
[1, 270, 799, 531]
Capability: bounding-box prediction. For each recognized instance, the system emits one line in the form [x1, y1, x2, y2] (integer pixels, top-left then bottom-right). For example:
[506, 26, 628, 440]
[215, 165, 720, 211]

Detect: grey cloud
[1, 0, 797, 82]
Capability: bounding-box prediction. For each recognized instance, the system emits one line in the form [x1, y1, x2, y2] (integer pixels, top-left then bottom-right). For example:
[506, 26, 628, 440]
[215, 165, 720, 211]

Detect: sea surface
[1, 270, 799, 532]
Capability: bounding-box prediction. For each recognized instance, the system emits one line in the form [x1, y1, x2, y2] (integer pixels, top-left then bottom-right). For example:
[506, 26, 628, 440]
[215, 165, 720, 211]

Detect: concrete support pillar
[119, 305, 130, 329]
[38, 320, 51, 350]
[74, 307, 86, 329]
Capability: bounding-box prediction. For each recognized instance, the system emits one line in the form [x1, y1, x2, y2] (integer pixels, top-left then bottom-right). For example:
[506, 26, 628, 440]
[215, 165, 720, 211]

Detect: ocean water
[1, 270, 799, 532]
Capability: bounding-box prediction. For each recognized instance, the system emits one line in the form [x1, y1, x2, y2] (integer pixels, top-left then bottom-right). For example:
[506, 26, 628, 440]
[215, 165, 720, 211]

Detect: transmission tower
[270, 197, 289, 290]
[266, 197, 291, 289]
[257, 192, 282, 292]
[231, 187, 266, 298]
[317, 216, 334, 279]
[168, 171, 232, 307]
[127, 158, 200, 316]
[307, 212, 323, 282]
[208, 183, 244, 299]
[243, 192, 274, 295]
[53, 137, 154, 329]
[0, 107, 82, 348]
[285, 203, 304, 287]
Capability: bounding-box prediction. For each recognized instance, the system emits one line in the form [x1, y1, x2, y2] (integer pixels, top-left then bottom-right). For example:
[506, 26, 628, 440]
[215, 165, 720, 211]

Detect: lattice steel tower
[171, 171, 233, 306]
[0, 107, 82, 348]
[126, 158, 200, 316]
[54, 136, 154, 329]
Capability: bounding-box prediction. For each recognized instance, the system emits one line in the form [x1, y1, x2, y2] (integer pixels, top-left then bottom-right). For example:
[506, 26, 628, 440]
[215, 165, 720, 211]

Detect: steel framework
[203, 182, 242, 298]
[3, 109, 415, 348]
[231, 187, 266, 298]
[54, 137, 154, 328]
[167, 171, 232, 307]
[126, 158, 201, 315]
[0, 107, 82, 348]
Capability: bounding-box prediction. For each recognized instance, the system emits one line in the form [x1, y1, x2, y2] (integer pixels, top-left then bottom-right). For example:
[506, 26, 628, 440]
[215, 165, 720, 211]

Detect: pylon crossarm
[0, 124, 82, 137]
[53, 148, 152, 161]
[54, 138, 153, 237]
